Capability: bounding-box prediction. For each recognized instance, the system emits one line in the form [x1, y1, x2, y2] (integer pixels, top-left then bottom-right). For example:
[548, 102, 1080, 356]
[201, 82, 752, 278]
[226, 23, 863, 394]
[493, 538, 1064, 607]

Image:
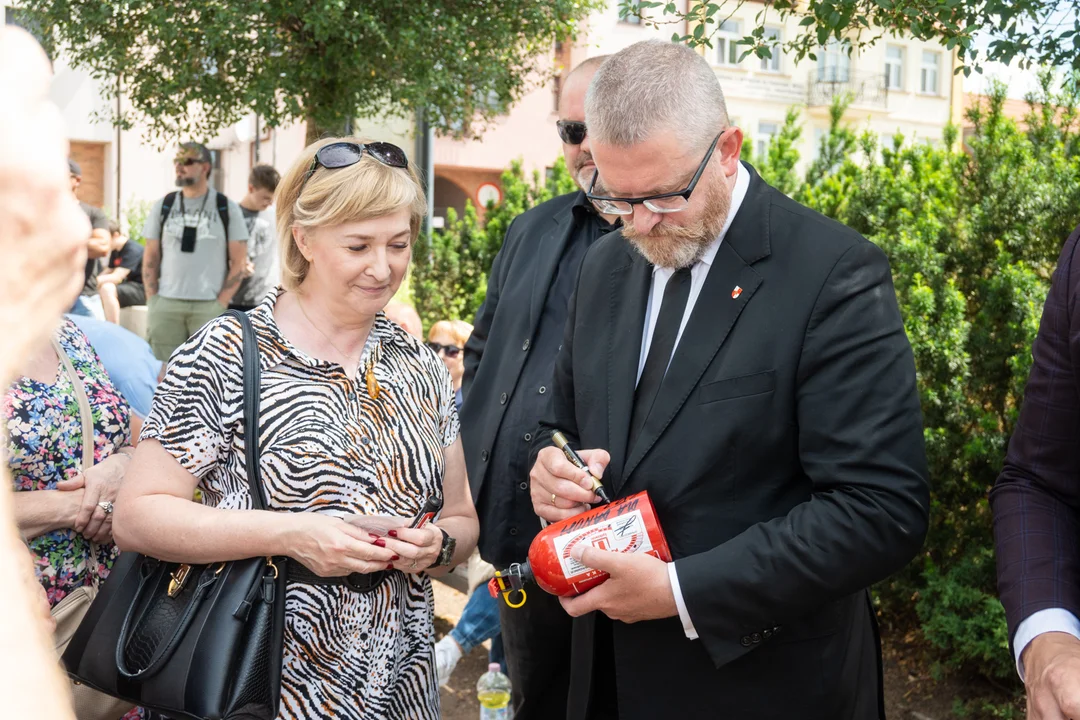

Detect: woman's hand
[381, 524, 444, 575]
[58, 452, 130, 543]
[283, 513, 398, 576]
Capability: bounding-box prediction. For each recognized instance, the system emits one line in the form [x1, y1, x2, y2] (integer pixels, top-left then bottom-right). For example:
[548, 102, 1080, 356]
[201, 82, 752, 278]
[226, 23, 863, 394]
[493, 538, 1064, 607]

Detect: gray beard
[175, 176, 196, 187]
[623, 181, 732, 270]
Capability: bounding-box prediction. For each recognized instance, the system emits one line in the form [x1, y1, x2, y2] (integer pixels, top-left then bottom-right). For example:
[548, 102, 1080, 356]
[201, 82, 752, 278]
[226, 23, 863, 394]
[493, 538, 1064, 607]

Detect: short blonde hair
[428, 319, 473, 348]
[276, 137, 427, 291]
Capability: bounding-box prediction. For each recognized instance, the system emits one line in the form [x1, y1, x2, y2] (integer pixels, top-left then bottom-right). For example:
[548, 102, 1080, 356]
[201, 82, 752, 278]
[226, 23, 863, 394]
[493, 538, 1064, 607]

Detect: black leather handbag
[62, 310, 288, 720]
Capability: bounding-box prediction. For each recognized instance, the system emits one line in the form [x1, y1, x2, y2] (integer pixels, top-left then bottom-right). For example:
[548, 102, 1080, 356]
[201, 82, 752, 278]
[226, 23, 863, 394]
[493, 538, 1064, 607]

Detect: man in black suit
[460, 55, 617, 719]
[528, 41, 930, 719]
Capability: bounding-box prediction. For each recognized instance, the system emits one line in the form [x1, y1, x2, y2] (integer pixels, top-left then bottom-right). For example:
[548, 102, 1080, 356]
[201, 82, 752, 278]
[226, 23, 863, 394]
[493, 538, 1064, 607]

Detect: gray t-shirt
[232, 206, 280, 307]
[142, 190, 249, 301]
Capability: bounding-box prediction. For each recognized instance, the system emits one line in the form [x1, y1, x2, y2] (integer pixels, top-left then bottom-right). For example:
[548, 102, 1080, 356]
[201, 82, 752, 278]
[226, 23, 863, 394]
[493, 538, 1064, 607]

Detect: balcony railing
[808, 70, 888, 109]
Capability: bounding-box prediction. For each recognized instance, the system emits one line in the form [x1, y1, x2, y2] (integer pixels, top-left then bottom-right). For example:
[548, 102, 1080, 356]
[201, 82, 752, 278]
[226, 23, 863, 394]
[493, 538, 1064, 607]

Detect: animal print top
[140, 289, 458, 720]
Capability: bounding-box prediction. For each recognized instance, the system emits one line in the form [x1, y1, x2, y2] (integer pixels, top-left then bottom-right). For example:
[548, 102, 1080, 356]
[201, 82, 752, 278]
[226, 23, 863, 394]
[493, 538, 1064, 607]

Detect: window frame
[817, 39, 851, 83]
[760, 26, 783, 73]
[756, 121, 780, 159]
[885, 45, 904, 91]
[715, 19, 743, 67]
[920, 50, 940, 95]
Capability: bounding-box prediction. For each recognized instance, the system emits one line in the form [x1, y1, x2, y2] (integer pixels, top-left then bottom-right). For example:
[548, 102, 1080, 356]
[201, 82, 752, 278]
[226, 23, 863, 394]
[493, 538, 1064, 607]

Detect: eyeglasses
[427, 342, 462, 359]
[301, 141, 409, 191]
[174, 158, 201, 167]
[556, 120, 587, 146]
[585, 130, 725, 216]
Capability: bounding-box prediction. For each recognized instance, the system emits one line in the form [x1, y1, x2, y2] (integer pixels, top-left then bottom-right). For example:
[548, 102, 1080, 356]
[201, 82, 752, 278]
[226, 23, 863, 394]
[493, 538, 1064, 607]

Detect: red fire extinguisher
[488, 490, 672, 608]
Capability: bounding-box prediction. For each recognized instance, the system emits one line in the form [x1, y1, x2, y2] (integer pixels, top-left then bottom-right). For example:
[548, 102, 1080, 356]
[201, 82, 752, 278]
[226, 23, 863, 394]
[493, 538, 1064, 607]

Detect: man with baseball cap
[141, 141, 249, 360]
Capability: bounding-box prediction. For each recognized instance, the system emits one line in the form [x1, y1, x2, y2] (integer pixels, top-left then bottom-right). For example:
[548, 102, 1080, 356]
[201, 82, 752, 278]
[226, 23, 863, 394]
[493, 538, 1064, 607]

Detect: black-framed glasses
[301, 141, 409, 191]
[174, 158, 201, 167]
[427, 342, 462, 358]
[585, 130, 725, 215]
[556, 120, 587, 145]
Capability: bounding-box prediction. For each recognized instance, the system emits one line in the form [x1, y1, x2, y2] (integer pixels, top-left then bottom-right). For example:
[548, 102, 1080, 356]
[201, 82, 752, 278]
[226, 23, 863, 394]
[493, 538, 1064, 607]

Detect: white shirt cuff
[1014, 608, 1080, 680]
[667, 562, 698, 640]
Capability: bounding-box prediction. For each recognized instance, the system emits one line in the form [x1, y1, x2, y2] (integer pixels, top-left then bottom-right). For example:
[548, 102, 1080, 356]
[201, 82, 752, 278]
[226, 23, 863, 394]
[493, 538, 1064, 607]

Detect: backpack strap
[216, 191, 230, 243]
[158, 191, 178, 244]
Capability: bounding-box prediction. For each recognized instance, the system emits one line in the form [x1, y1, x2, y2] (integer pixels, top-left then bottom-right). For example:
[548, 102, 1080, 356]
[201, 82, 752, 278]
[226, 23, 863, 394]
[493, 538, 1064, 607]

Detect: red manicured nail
[387, 530, 398, 537]
[386, 563, 395, 570]
[391, 555, 400, 561]
[373, 538, 386, 547]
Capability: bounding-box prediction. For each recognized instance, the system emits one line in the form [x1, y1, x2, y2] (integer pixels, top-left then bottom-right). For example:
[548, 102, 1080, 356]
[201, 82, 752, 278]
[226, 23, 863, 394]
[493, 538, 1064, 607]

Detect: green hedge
[417, 73, 1080, 700]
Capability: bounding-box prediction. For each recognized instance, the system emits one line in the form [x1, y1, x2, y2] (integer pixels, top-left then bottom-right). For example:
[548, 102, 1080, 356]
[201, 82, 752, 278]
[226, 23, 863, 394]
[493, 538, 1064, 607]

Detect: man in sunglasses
[141, 142, 250, 360]
[459, 54, 617, 720]
[526, 41, 929, 719]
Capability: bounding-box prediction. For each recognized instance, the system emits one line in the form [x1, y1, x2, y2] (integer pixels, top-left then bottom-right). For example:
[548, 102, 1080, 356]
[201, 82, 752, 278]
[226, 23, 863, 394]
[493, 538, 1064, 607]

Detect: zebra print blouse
[141, 289, 458, 720]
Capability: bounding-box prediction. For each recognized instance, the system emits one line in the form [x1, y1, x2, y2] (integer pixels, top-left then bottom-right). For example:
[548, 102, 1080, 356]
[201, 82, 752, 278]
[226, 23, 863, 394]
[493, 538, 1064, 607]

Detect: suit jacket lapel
[619, 164, 773, 487]
[606, 247, 652, 485]
[528, 202, 577, 329]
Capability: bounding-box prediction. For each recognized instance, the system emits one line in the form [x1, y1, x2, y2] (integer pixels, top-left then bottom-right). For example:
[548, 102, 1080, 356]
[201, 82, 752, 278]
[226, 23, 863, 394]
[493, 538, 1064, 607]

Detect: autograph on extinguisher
[488, 490, 672, 608]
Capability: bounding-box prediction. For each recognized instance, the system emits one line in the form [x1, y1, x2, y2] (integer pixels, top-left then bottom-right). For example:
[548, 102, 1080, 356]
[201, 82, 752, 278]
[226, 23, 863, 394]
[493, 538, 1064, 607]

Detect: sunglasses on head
[427, 342, 462, 358]
[301, 141, 409, 191]
[556, 120, 587, 146]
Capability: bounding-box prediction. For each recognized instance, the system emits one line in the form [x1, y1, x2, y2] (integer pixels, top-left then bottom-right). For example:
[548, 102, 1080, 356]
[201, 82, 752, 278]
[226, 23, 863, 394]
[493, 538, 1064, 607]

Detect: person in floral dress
[4, 317, 140, 719]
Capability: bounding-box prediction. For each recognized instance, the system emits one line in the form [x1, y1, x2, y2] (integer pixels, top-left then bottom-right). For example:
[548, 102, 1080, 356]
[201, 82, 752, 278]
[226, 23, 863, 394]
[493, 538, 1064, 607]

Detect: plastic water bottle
[476, 662, 511, 719]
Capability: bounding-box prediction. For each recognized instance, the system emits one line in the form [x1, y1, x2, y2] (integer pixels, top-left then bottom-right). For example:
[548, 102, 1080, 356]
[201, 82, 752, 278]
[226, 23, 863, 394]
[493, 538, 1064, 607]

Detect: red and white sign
[476, 182, 502, 208]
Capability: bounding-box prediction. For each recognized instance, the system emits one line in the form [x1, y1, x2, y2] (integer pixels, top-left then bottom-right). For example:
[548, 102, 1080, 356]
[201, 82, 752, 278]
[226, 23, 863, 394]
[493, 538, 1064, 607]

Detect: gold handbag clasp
[168, 564, 192, 597]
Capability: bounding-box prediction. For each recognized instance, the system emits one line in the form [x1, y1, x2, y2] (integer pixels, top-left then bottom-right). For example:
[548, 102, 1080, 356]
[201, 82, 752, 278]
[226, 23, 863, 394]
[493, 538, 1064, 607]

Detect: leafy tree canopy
[19, 0, 602, 142]
[621, 0, 1080, 75]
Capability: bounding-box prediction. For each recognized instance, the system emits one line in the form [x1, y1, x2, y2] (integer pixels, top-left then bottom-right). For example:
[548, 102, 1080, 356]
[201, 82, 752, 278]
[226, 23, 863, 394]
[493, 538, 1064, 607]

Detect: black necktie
[629, 267, 692, 450]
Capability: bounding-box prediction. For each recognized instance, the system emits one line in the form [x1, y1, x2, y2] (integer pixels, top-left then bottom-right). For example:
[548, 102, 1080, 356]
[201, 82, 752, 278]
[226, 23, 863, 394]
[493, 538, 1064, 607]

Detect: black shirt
[477, 193, 619, 566]
[108, 241, 144, 285]
[80, 201, 109, 296]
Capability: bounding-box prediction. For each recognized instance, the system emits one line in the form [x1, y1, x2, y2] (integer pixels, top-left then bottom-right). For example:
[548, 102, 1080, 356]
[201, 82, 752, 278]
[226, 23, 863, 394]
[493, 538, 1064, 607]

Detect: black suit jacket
[532, 166, 931, 720]
[461, 191, 583, 538]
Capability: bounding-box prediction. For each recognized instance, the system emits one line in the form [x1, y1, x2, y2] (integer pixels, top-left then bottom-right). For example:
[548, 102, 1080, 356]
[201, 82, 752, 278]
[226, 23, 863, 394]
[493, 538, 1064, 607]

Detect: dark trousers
[499, 586, 574, 720]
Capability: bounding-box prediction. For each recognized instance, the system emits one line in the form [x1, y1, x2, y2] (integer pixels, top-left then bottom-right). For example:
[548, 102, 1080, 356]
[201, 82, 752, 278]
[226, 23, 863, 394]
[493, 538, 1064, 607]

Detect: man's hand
[559, 546, 678, 623]
[530, 446, 609, 523]
[1024, 632, 1080, 719]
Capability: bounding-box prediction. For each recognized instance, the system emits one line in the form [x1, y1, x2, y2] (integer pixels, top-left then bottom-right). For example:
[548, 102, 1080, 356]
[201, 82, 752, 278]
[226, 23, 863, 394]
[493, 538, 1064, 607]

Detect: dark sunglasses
[174, 158, 202, 167]
[301, 141, 409, 191]
[556, 120, 587, 145]
[427, 342, 462, 358]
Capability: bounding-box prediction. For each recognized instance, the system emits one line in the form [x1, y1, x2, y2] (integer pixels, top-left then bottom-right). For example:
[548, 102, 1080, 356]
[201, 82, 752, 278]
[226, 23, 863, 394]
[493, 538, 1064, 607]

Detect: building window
[621, 0, 642, 24]
[920, 50, 940, 94]
[817, 39, 850, 83]
[715, 20, 742, 67]
[756, 122, 779, 158]
[885, 45, 904, 90]
[209, 150, 225, 192]
[760, 27, 782, 72]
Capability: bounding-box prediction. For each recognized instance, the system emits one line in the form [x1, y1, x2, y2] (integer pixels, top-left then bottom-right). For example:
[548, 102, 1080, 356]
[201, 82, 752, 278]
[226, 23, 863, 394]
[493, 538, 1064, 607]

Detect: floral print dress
[4, 319, 130, 605]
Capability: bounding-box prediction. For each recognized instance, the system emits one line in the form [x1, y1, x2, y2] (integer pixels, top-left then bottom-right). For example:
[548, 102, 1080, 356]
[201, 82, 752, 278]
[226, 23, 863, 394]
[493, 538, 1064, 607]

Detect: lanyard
[178, 191, 211, 225]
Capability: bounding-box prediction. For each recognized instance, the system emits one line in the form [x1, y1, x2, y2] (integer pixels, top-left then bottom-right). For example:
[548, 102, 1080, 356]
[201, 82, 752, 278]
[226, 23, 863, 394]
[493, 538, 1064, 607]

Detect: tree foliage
[18, 0, 602, 142]
[410, 156, 577, 331]
[621, 0, 1080, 75]
[775, 78, 1078, 697]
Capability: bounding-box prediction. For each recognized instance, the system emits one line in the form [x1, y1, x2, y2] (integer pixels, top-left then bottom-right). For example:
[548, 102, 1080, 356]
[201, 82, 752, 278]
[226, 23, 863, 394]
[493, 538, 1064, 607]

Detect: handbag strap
[225, 310, 267, 511]
[52, 336, 95, 470]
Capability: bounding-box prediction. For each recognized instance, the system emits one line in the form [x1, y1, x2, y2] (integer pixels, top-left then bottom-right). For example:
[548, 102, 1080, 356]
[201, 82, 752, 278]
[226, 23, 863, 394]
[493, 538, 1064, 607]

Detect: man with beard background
[142, 142, 249, 360]
[527, 41, 930, 719]
[459, 55, 619, 719]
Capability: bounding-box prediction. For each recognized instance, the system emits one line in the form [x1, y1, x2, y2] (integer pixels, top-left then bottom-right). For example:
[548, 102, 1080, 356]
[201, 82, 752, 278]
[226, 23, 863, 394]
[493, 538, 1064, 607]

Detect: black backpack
[158, 190, 230, 242]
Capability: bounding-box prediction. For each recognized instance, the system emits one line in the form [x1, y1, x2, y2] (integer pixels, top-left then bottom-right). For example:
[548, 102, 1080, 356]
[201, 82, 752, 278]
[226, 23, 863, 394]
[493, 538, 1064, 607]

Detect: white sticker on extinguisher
[551, 509, 653, 580]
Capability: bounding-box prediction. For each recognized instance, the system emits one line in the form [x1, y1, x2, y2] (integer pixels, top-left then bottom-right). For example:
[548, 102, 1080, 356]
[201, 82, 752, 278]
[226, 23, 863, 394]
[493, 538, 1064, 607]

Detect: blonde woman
[427, 319, 472, 411]
[115, 138, 479, 720]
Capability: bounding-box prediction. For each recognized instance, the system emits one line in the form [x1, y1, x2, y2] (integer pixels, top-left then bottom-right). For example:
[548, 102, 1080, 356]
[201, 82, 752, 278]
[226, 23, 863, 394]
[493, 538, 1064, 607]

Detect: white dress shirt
[1013, 608, 1080, 679]
[632, 162, 750, 640]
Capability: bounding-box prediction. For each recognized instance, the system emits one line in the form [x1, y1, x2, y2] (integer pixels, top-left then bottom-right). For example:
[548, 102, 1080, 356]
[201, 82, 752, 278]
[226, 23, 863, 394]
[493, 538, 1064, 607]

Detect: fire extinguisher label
[552, 509, 653, 579]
